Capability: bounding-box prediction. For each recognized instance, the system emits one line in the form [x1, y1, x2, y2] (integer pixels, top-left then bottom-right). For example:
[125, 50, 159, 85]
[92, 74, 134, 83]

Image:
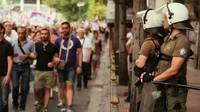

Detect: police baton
[153, 81, 200, 91]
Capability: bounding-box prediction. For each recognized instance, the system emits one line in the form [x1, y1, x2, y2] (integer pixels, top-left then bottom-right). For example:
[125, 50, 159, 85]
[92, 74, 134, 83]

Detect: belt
[14, 62, 29, 66]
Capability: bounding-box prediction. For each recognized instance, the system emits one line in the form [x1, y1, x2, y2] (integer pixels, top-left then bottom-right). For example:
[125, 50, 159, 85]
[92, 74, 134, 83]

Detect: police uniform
[157, 33, 190, 112]
[133, 9, 166, 112]
[138, 37, 163, 112]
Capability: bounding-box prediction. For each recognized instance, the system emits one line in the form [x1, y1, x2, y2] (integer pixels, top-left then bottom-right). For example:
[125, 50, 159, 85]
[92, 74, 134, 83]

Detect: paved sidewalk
[87, 43, 110, 112]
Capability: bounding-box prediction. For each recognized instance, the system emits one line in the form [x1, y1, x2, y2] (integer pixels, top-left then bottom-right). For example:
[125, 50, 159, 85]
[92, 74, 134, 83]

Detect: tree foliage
[44, 0, 106, 21]
[86, 0, 106, 20]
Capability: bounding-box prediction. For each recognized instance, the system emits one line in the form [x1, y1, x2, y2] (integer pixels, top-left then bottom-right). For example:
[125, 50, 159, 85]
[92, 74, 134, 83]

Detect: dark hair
[40, 28, 50, 35]
[27, 27, 32, 34]
[50, 28, 58, 35]
[33, 30, 40, 38]
[3, 20, 11, 25]
[93, 30, 98, 34]
[17, 26, 27, 32]
[0, 23, 5, 35]
[40, 28, 51, 41]
[61, 21, 71, 28]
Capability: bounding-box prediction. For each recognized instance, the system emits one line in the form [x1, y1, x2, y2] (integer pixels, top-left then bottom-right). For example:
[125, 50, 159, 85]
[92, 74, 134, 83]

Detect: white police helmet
[155, 2, 193, 30]
[137, 9, 164, 29]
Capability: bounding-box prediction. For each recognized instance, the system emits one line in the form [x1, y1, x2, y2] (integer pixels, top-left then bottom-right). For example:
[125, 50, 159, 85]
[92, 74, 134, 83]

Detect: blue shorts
[57, 67, 75, 84]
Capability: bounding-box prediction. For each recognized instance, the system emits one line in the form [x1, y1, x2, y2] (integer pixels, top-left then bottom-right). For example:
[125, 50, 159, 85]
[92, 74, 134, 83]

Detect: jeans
[0, 77, 10, 112]
[12, 64, 31, 109]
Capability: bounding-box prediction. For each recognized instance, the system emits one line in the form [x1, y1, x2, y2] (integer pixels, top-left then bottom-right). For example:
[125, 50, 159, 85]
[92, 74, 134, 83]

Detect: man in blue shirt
[12, 26, 35, 112]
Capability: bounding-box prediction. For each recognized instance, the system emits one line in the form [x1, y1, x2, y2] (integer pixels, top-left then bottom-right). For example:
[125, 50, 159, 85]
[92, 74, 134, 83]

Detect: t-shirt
[35, 42, 57, 71]
[85, 33, 95, 51]
[55, 35, 81, 68]
[0, 39, 14, 76]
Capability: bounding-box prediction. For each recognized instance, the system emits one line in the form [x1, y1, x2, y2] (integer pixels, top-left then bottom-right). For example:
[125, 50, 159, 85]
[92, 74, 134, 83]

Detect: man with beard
[34, 28, 57, 112]
[54, 21, 82, 112]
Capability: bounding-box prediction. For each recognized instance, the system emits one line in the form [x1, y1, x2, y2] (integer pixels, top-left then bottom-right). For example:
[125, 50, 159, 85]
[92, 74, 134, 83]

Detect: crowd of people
[0, 19, 109, 112]
[0, 1, 194, 112]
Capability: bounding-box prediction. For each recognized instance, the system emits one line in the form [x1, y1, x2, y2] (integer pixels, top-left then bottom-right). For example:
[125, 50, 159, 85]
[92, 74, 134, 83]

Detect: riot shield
[139, 82, 166, 112]
[130, 74, 143, 112]
[139, 83, 157, 112]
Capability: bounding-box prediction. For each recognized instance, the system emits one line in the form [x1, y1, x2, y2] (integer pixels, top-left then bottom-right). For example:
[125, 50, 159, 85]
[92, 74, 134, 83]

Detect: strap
[151, 39, 160, 51]
[160, 53, 172, 61]
[82, 38, 85, 46]
[149, 39, 173, 61]
[143, 9, 153, 24]
[18, 39, 26, 54]
[59, 36, 71, 62]
[144, 38, 160, 52]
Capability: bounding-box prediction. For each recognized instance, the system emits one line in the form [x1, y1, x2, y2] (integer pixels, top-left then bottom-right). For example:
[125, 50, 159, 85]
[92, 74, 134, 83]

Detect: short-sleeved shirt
[55, 35, 81, 68]
[0, 39, 14, 76]
[78, 36, 93, 62]
[13, 38, 35, 64]
[157, 33, 190, 82]
[85, 33, 95, 51]
[35, 42, 57, 71]
[139, 38, 160, 72]
[139, 38, 159, 57]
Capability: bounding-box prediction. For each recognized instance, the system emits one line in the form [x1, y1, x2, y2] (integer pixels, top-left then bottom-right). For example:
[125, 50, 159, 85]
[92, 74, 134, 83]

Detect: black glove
[134, 66, 144, 77]
[142, 72, 155, 82]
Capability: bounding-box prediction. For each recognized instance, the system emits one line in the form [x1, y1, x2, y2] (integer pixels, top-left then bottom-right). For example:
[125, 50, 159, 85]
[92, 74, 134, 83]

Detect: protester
[77, 28, 92, 89]
[54, 21, 83, 112]
[34, 28, 57, 112]
[0, 23, 13, 112]
[12, 26, 35, 112]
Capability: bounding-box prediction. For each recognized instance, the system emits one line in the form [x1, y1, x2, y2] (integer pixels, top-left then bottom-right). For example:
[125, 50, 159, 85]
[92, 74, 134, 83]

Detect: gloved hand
[134, 66, 144, 77]
[141, 72, 155, 83]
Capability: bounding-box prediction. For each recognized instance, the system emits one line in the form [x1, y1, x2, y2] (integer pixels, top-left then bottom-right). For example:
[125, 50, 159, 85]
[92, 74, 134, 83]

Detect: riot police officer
[154, 3, 193, 112]
[133, 9, 167, 112]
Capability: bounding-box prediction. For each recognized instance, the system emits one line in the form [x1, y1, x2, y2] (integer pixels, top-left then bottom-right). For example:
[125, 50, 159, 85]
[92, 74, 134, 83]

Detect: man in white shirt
[84, 26, 95, 80]
[77, 28, 92, 89]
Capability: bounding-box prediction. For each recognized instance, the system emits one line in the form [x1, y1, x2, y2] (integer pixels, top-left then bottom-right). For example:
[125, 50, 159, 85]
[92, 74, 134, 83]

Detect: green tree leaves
[44, 0, 106, 21]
